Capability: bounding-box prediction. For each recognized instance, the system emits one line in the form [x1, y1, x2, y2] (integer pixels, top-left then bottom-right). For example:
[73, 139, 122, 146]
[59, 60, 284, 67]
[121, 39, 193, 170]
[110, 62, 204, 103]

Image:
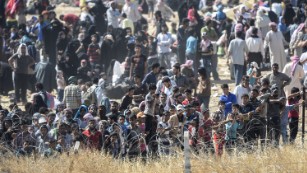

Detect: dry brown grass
[1, 146, 307, 173]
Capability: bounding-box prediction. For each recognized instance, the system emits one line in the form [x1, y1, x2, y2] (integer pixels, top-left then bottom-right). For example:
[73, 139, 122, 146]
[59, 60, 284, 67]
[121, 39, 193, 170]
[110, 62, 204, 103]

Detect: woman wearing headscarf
[255, 9, 271, 40]
[8, 44, 35, 104]
[29, 94, 48, 115]
[282, 55, 305, 97]
[74, 105, 89, 129]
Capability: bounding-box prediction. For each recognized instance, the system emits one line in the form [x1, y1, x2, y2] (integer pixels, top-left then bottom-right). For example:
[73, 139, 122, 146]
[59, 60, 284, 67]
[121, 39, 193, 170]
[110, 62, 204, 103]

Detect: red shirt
[82, 129, 102, 150]
[288, 99, 299, 118]
[63, 14, 79, 25]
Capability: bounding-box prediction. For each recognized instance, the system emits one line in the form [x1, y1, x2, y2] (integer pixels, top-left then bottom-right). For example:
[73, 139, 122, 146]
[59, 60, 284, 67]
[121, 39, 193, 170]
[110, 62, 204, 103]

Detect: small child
[247, 62, 262, 86]
[87, 34, 100, 69]
[198, 109, 214, 154]
[157, 113, 171, 155]
[224, 113, 240, 155]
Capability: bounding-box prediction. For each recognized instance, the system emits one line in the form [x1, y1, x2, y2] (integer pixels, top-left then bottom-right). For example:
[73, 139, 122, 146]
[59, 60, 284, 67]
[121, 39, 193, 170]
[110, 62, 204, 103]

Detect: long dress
[265, 30, 288, 68]
[35, 61, 57, 92]
[282, 63, 304, 97]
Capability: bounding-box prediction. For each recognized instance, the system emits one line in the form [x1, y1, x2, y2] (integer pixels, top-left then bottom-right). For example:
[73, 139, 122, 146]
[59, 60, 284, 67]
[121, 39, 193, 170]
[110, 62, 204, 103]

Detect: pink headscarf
[181, 60, 194, 68]
[291, 56, 300, 77]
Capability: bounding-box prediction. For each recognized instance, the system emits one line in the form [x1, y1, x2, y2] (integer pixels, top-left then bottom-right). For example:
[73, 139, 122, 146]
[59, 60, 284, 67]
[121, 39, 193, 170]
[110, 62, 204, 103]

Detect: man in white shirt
[227, 31, 249, 86]
[157, 24, 173, 69]
[107, 2, 121, 28]
[233, 75, 252, 105]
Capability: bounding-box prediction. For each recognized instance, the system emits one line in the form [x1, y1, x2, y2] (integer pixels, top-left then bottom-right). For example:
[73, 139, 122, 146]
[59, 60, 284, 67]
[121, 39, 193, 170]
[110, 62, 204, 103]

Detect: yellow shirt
[122, 18, 135, 34]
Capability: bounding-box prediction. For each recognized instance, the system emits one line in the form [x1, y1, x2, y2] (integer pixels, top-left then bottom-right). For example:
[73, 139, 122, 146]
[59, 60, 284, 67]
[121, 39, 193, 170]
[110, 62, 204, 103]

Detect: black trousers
[14, 73, 28, 102]
[289, 117, 299, 144]
[267, 116, 281, 147]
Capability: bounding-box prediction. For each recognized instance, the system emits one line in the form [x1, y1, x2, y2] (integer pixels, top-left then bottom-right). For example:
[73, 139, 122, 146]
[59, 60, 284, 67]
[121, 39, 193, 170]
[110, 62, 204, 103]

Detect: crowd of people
[0, 0, 307, 159]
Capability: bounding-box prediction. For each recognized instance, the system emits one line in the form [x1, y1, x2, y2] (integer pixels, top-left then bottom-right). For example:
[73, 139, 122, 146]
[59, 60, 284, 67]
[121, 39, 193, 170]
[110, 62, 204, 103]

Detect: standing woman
[196, 67, 211, 110]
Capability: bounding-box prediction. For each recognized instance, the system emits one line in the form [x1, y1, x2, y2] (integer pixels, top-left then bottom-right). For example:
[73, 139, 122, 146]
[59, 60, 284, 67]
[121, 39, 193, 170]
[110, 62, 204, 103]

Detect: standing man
[63, 76, 82, 113]
[177, 18, 189, 64]
[8, 44, 35, 104]
[264, 22, 288, 68]
[142, 63, 160, 89]
[170, 63, 189, 92]
[107, 1, 121, 29]
[144, 83, 158, 155]
[262, 63, 291, 97]
[186, 28, 198, 75]
[227, 31, 248, 86]
[157, 24, 173, 69]
[129, 44, 147, 80]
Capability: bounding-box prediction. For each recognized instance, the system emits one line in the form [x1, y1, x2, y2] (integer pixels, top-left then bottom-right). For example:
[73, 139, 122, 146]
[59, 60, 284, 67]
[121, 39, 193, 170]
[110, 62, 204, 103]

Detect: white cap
[38, 117, 47, 124]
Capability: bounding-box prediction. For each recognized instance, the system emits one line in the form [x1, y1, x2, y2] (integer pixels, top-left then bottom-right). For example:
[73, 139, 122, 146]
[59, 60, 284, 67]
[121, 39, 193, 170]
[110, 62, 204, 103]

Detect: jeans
[233, 64, 244, 86]
[197, 95, 210, 110]
[202, 55, 212, 77]
[177, 46, 186, 64]
[267, 116, 281, 147]
[14, 73, 28, 102]
[289, 117, 298, 144]
[280, 124, 288, 145]
[158, 52, 171, 69]
[57, 89, 64, 102]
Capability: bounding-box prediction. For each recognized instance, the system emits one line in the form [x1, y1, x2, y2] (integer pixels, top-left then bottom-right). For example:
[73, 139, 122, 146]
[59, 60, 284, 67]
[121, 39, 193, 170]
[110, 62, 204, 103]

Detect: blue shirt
[225, 121, 239, 140]
[220, 92, 237, 117]
[186, 36, 197, 54]
[281, 105, 294, 126]
[142, 71, 157, 87]
[32, 21, 49, 42]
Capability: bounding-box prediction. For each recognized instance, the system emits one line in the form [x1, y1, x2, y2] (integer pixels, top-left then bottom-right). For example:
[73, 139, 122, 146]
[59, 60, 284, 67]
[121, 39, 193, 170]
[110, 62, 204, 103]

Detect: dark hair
[35, 83, 44, 90]
[252, 27, 258, 36]
[182, 18, 190, 25]
[272, 63, 279, 67]
[252, 88, 259, 94]
[135, 44, 142, 48]
[291, 87, 300, 94]
[149, 83, 157, 90]
[175, 93, 183, 99]
[185, 89, 192, 94]
[218, 100, 226, 105]
[232, 104, 240, 109]
[155, 11, 162, 17]
[92, 77, 99, 84]
[173, 63, 181, 70]
[198, 67, 208, 79]
[249, 19, 255, 26]
[128, 86, 135, 92]
[152, 63, 160, 70]
[122, 13, 127, 18]
[236, 31, 243, 38]
[241, 94, 249, 98]
[134, 74, 141, 78]
[221, 84, 229, 89]
[162, 77, 170, 83]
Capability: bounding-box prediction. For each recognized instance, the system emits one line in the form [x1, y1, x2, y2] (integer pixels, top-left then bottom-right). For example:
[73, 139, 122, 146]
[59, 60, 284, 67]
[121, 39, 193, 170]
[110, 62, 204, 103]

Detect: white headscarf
[16, 43, 29, 57]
